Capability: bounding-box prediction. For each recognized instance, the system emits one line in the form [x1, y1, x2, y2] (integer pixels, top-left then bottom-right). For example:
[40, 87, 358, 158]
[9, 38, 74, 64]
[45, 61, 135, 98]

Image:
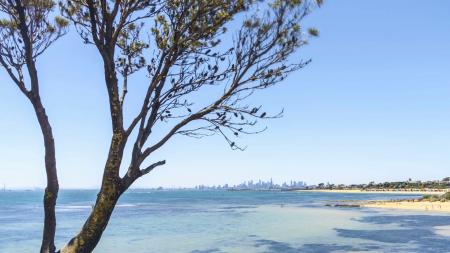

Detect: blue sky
[1, 1, 450, 188]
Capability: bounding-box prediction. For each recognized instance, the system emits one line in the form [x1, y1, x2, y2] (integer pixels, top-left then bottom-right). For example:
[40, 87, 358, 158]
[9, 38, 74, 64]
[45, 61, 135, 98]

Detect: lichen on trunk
[59, 186, 121, 253]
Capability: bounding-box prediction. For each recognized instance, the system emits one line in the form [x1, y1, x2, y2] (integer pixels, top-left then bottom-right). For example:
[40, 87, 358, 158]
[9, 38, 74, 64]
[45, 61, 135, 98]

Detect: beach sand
[362, 201, 450, 212]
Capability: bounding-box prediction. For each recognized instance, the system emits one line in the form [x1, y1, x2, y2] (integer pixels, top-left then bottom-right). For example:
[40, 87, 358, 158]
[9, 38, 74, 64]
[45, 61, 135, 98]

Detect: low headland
[303, 178, 450, 212]
[301, 177, 450, 194]
[303, 189, 446, 195]
[361, 192, 450, 212]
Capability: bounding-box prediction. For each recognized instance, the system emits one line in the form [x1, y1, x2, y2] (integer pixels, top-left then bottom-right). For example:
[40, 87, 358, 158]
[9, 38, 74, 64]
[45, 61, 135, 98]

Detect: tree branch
[140, 160, 166, 176]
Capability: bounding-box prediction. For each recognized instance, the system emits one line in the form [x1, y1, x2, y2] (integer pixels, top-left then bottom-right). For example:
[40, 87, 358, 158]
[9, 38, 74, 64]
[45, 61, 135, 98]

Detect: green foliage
[442, 192, 450, 201]
[422, 195, 439, 201]
[54, 16, 69, 28]
[0, 18, 18, 29]
[0, 0, 68, 67]
[360, 180, 450, 190]
[422, 192, 450, 202]
[308, 28, 319, 37]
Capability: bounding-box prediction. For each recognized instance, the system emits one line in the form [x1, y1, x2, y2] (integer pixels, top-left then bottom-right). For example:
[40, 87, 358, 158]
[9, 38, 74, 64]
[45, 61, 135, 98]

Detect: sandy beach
[301, 189, 446, 195]
[307, 189, 450, 213]
[362, 200, 450, 213]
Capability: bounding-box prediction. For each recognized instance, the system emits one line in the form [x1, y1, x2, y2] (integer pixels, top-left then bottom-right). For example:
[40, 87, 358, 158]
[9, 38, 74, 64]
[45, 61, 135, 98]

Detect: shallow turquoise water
[1, 190, 450, 252]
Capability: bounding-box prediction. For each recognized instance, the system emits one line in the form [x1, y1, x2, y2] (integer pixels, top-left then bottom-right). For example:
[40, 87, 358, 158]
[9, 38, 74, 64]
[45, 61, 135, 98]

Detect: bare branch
[140, 160, 166, 176]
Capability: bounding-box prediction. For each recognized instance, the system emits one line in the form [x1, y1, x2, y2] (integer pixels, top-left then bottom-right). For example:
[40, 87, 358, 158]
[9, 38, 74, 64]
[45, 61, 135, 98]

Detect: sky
[1, 1, 450, 189]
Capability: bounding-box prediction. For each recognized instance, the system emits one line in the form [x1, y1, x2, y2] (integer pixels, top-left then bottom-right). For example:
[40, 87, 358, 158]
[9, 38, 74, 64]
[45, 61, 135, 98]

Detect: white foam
[434, 225, 450, 237]
[59, 205, 92, 209]
[116, 204, 136, 207]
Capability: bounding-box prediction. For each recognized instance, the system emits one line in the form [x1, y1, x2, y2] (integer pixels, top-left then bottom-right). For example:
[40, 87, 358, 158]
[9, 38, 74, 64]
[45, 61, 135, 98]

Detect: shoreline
[300, 189, 446, 195]
[309, 189, 450, 213]
[362, 200, 450, 213]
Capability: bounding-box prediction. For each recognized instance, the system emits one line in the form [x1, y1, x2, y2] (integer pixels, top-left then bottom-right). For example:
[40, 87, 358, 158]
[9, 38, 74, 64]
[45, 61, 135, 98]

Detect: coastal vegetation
[357, 191, 450, 213]
[318, 180, 450, 212]
[311, 177, 450, 192]
[0, 0, 321, 252]
[422, 192, 450, 202]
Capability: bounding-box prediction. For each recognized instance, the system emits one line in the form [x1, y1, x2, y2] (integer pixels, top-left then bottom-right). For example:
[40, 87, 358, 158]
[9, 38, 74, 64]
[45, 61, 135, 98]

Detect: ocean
[1, 190, 450, 252]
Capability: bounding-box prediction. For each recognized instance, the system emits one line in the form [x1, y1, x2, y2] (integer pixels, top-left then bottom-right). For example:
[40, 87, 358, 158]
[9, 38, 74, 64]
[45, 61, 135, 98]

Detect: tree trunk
[59, 132, 126, 253]
[59, 43, 128, 253]
[30, 95, 59, 253]
[59, 183, 122, 253]
[9, 2, 60, 251]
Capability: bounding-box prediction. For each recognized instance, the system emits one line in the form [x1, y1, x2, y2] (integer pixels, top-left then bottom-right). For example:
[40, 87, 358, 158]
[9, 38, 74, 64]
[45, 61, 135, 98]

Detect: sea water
[1, 190, 450, 252]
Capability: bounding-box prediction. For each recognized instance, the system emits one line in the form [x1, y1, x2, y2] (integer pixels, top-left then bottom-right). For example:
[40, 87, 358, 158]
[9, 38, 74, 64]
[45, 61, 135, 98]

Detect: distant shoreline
[299, 189, 447, 195]
[310, 189, 450, 212]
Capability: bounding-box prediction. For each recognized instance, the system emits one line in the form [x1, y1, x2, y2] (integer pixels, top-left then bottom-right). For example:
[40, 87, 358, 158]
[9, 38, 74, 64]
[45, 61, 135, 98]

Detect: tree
[3, 0, 320, 252]
[0, 1, 68, 252]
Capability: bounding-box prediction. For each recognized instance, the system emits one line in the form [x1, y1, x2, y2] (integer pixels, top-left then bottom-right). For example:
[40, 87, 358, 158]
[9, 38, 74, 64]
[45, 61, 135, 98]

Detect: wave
[58, 205, 92, 209]
[56, 205, 92, 212]
[56, 204, 136, 212]
[116, 204, 137, 207]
